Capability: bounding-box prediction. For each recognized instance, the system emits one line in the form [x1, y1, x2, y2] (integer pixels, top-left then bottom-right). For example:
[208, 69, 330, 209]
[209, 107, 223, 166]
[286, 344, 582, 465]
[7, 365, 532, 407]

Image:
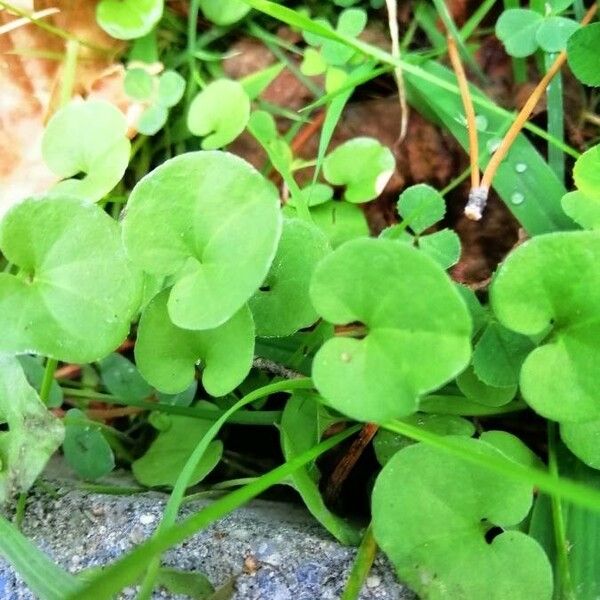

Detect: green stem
[340, 525, 378, 600]
[573, 0, 585, 20]
[503, 0, 527, 83]
[39, 358, 58, 406]
[548, 422, 574, 600]
[136, 378, 314, 599]
[61, 387, 287, 425]
[70, 426, 359, 600]
[186, 0, 201, 107]
[459, 0, 497, 40]
[59, 39, 79, 107]
[545, 52, 565, 184]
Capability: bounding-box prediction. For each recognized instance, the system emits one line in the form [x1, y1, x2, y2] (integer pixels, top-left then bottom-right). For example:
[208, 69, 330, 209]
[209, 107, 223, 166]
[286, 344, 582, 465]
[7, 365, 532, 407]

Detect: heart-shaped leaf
[187, 80, 250, 149]
[456, 365, 517, 407]
[496, 9, 544, 57]
[0, 197, 141, 363]
[96, 0, 163, 40]
[535, 16, 578, 53]
[132, 406, 223, 488]
[573, 143, 600, 200]
[561, 419, 600, 469]
[199, 0, 251, 25]
[249, 219, 330, 337]
[562, 191, 600, 230]
[567, 23, 600, 86]
[134, 289, 254, 396]
[0, 357, 64, 503]
[42, 100, 130, 202]
[491, 231, 600, 421]
[310, 238, 472, 422]
[122, 151, 281, 330]
[323, 138, 395, 203]
[397, 184, 446, 234]
[98, 353, 153, 401]
[372, 436, 553, 600]
[472, 321, 535, 387]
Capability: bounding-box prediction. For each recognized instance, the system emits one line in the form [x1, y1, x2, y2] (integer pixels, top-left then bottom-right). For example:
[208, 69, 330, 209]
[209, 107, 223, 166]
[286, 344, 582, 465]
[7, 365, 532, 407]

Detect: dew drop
[486, 138, 501, 153]
[515, 162, 528, 173]
[475, 115, 488, 131]
[340, 352, 352, 363]
[511, 192, 525, 206]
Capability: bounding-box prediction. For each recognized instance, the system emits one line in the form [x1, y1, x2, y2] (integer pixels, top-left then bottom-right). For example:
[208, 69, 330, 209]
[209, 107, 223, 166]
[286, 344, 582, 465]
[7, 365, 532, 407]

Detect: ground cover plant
[1, 0, 600, 598]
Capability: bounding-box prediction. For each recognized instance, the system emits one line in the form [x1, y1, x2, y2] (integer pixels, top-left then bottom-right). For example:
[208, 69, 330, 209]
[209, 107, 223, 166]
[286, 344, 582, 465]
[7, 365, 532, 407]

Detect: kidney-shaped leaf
[372, 436, 553, 600]
[323, 138, 395, 203]
[0, 197, 141, 363]
[187, 80, 250, 150]
[0, 357, 64, 503]
[96, 0, 163, 40]
[491, 231, 600, 422]
[132, 407, 223, 488]
[42, 100, 130, 202]
[123, 151, 281, 330]
[310, 238, 472, 422]
[135, 289, 254, 396]
[249, 219, 330, 337]
[496, 9, 544, 57]
[397, 184, 445, 234]
[199, 0, 250, 25]
[567, 23, 600, 87]
[573, 143, 600, 200]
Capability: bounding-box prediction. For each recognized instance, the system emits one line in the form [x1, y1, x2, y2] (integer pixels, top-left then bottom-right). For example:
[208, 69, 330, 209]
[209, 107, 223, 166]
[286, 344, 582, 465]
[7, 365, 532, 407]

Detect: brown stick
[447, 34, 480, 190]
[480, 3, 598, 192]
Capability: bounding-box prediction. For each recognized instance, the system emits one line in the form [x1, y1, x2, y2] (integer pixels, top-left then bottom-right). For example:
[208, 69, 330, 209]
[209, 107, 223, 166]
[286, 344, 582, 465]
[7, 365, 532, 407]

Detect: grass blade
[340, 525, 378, 600]
[0, 515, 81, 599]
[405, 60, 574, 234]
[66, 425, 361, 600]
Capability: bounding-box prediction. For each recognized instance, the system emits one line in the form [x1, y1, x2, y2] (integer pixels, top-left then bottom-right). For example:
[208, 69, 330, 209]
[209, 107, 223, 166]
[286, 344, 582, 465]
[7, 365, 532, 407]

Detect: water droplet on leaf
[511, 192, 525, 206]
[515, 163, 527, 173]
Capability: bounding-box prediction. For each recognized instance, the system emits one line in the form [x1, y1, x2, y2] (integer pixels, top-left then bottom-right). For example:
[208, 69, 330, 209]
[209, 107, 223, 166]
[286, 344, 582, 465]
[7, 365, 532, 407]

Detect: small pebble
[367, 575, 382, 588]
[139, 513, 156, 525]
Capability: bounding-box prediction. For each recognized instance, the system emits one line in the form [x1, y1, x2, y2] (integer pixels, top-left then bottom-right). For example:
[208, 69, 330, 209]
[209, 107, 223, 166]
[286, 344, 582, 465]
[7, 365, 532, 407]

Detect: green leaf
[42, 100, 131, 202]
[310, 238, 472, 422]
[63, 409, 115, 480]
[373, 414, 475, 464]
[301, 47, 327, 76]
[122, 151, 281, 330]
[98, 353, 153, 401]
[240, 63, 285, 100]
[17, 355, 63, 408]
[372, 436, 553, 600]
[573, 144, 600, 200]
[472, 321, 535, 387]
[323, 138, 395, 203]
[561, 419, 600, 468]
[322, 9, 367, 66]
[155, 567, 214, 598]
[0, 197, 141, 363]
[124, 67, 155, 100]
[567, 23, 600, 86]
[157, 71, 186, 107]
[198, 0, 250, 25]
[157, 381, 198, 407]
[138, 104, 168, 135]
[535, 17, 579, 53]
[249, 219, 330, 337]
[132, 409, 223, 488]
[456, 365, 517, 407]
[280, 391, 360, 544]
[496, 9, 544, 58]
[0, 357, 64, 503]
[309, 201, 370, 247]
[561, 191, 600, 230]
[418, 229, 461, 269]
[96, 0, 163, 40]
[135, 289, 254, 396]
[397, 184, 445, 234]
[491, 231, 600, 421]
[187, 80, 251, 149]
